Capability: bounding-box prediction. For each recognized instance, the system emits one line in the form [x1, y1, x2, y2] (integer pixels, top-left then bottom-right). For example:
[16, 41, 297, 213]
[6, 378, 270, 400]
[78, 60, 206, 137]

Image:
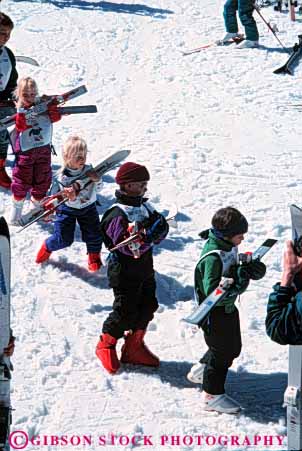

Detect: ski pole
[254, 4, 287, 50]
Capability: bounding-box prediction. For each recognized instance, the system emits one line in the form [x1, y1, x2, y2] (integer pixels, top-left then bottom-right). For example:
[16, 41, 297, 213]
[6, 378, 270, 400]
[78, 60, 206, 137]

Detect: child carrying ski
[10, 77, 62, 225]
[35, 135, 103, 272]
[0, 13, 18, 189]
[95, 162, 169, 374]
[188, 207, 266, 413]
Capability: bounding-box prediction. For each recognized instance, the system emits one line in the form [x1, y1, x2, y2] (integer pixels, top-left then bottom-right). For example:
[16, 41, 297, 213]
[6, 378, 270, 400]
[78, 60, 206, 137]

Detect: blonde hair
[62, 135, 88, 166]
[15, 77, 38, 106]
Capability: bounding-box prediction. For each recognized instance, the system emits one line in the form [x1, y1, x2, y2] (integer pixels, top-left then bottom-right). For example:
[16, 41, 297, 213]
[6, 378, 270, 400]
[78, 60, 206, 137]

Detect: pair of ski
[17, 149, 131, 232]
[274, 35, 302, 75]
[182, 36, 244, 56]
[0, 84, 97, 133]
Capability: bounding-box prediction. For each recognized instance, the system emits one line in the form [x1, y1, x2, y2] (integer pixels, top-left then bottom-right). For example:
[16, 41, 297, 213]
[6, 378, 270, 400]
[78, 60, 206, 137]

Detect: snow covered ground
[2, 0, 302, 449]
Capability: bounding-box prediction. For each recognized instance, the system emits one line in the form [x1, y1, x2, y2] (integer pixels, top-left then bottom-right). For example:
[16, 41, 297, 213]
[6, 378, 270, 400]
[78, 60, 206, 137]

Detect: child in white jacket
[35, 135, 102, 272]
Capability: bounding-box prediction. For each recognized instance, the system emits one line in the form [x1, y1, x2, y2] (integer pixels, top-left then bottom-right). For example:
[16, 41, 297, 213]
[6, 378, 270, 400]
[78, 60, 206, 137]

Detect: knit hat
[211, 206, 248, 238]
[115, 162, 150, 185]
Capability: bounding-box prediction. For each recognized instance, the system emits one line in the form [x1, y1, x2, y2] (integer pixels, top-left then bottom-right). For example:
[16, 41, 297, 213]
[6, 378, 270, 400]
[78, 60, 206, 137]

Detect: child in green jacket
[188, 207, 266, 414]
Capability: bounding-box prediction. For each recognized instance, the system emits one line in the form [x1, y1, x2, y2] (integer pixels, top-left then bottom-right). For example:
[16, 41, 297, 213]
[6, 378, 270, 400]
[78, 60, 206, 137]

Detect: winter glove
[85, 169, 100, 183]
[237, 260, 266, 282]
[199, 229, 210, 240]
[63, 185, 78, 201]
[15, 112, 30, 132]
[4, 334, 15, 357]
[144, 214, 169, 243]
[47, 102, 62, 123]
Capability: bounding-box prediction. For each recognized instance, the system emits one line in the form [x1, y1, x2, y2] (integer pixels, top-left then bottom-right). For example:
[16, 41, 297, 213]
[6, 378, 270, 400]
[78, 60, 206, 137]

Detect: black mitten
[237, 260, 266, 282]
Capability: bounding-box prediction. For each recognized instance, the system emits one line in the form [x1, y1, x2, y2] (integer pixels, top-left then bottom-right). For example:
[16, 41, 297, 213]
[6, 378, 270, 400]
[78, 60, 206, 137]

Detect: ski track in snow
[2, 0, 302, 448]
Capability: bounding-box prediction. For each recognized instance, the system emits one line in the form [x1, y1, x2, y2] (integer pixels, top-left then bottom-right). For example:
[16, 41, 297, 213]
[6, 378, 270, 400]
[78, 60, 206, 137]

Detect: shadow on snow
[126, 361, 287, 424]
[13, 0, 174, 17]
[156, 271, 193, 307]
[47, 258, 110, 289]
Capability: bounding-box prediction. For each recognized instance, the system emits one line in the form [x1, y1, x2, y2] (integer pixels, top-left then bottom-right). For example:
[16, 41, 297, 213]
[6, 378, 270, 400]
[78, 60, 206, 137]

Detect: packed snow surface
[2, 0, 302, 449]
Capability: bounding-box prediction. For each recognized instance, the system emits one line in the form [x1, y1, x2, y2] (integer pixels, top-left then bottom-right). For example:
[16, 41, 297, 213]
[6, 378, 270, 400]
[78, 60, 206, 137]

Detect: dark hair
[212, 206, 248, 237]
[0, 13, 14, 29]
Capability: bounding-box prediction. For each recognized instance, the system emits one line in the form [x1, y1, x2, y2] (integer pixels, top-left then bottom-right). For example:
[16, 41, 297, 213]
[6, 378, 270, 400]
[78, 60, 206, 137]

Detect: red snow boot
[121, 329, 159, 367]
[95, 333, 120, 374]
[36, 241, 52, 264]
[88, 252, 102, 272]
[0, 159, 11, 189]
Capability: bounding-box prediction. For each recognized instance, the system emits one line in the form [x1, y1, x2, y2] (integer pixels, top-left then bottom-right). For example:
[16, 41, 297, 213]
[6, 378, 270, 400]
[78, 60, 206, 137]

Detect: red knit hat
[115, 162, 150, 185]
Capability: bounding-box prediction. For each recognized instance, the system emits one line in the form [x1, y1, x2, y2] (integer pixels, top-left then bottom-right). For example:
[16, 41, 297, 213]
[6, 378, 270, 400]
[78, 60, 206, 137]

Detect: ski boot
[9, 198, 24, 226]
[201, 392, 241, 414]
[187, 362, 205, 384]
[88, 252, 102, 272]
[95, 333, 120, 374]
[121, 329, 159, 367]
[36, 241, 52, 264]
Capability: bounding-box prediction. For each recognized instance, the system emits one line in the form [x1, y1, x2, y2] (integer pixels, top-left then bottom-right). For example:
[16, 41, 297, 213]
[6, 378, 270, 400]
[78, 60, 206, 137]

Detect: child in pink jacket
[10, 77, 61, 225]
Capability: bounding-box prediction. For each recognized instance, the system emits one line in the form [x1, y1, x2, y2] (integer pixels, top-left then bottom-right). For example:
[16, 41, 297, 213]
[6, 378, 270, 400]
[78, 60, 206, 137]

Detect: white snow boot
[202, 392, 241, 414]
[9, 198, 24, 226]
[236, 39, 259, 49]
[187, 362, 205, 384]
[219, 32, 242, 43]
[19, 197, 43, 227]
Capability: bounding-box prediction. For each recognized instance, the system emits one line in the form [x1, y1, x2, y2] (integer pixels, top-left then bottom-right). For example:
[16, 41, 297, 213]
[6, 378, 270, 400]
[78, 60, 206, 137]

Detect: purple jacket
[103, 191, 168, 258]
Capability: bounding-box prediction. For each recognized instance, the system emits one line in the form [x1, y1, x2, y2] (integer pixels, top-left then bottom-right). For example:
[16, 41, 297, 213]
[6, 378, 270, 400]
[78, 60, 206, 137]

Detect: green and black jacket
[195, 230, 249, 315]
[266, 284, 302, 345]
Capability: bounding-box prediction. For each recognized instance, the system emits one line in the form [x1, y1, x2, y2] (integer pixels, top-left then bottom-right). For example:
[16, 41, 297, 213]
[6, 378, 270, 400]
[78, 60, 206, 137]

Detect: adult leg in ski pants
[200, 307, 242, 395]
[223, 0, 259, 41]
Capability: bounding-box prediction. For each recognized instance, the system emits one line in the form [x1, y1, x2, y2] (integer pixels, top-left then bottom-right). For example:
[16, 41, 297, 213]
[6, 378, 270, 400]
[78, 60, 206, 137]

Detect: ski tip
[0, 216, 9, 241]
[116, 149, 131, 159]
[262, 238, 278, 248]
[181, 317, 196, 325]
[273, 67, 285, 74]
[74, 84, 88, 94]
[121, 149, 131, 155]
[274, 66, 293, 75]
[15, 56, 40, 67]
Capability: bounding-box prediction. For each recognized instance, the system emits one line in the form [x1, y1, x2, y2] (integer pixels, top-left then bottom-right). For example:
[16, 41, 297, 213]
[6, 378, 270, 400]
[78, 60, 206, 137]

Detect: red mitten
[15, 112, 30, 132]
[47, 103, 62, 123]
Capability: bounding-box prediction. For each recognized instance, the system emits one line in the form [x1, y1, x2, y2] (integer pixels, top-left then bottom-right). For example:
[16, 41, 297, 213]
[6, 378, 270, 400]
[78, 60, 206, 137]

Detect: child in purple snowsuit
[95, 162, 169, 374]
[9, 77, 62, 225]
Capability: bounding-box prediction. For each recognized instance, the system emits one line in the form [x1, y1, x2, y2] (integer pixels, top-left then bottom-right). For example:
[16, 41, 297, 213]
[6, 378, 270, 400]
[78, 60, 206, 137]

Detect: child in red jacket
[9, 77, 62, 225]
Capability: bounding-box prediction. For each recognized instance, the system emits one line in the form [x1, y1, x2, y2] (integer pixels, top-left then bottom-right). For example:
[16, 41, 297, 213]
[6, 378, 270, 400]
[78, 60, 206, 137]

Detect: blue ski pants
[223, 0, 259, 41]
[46, 203, 102, 253]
